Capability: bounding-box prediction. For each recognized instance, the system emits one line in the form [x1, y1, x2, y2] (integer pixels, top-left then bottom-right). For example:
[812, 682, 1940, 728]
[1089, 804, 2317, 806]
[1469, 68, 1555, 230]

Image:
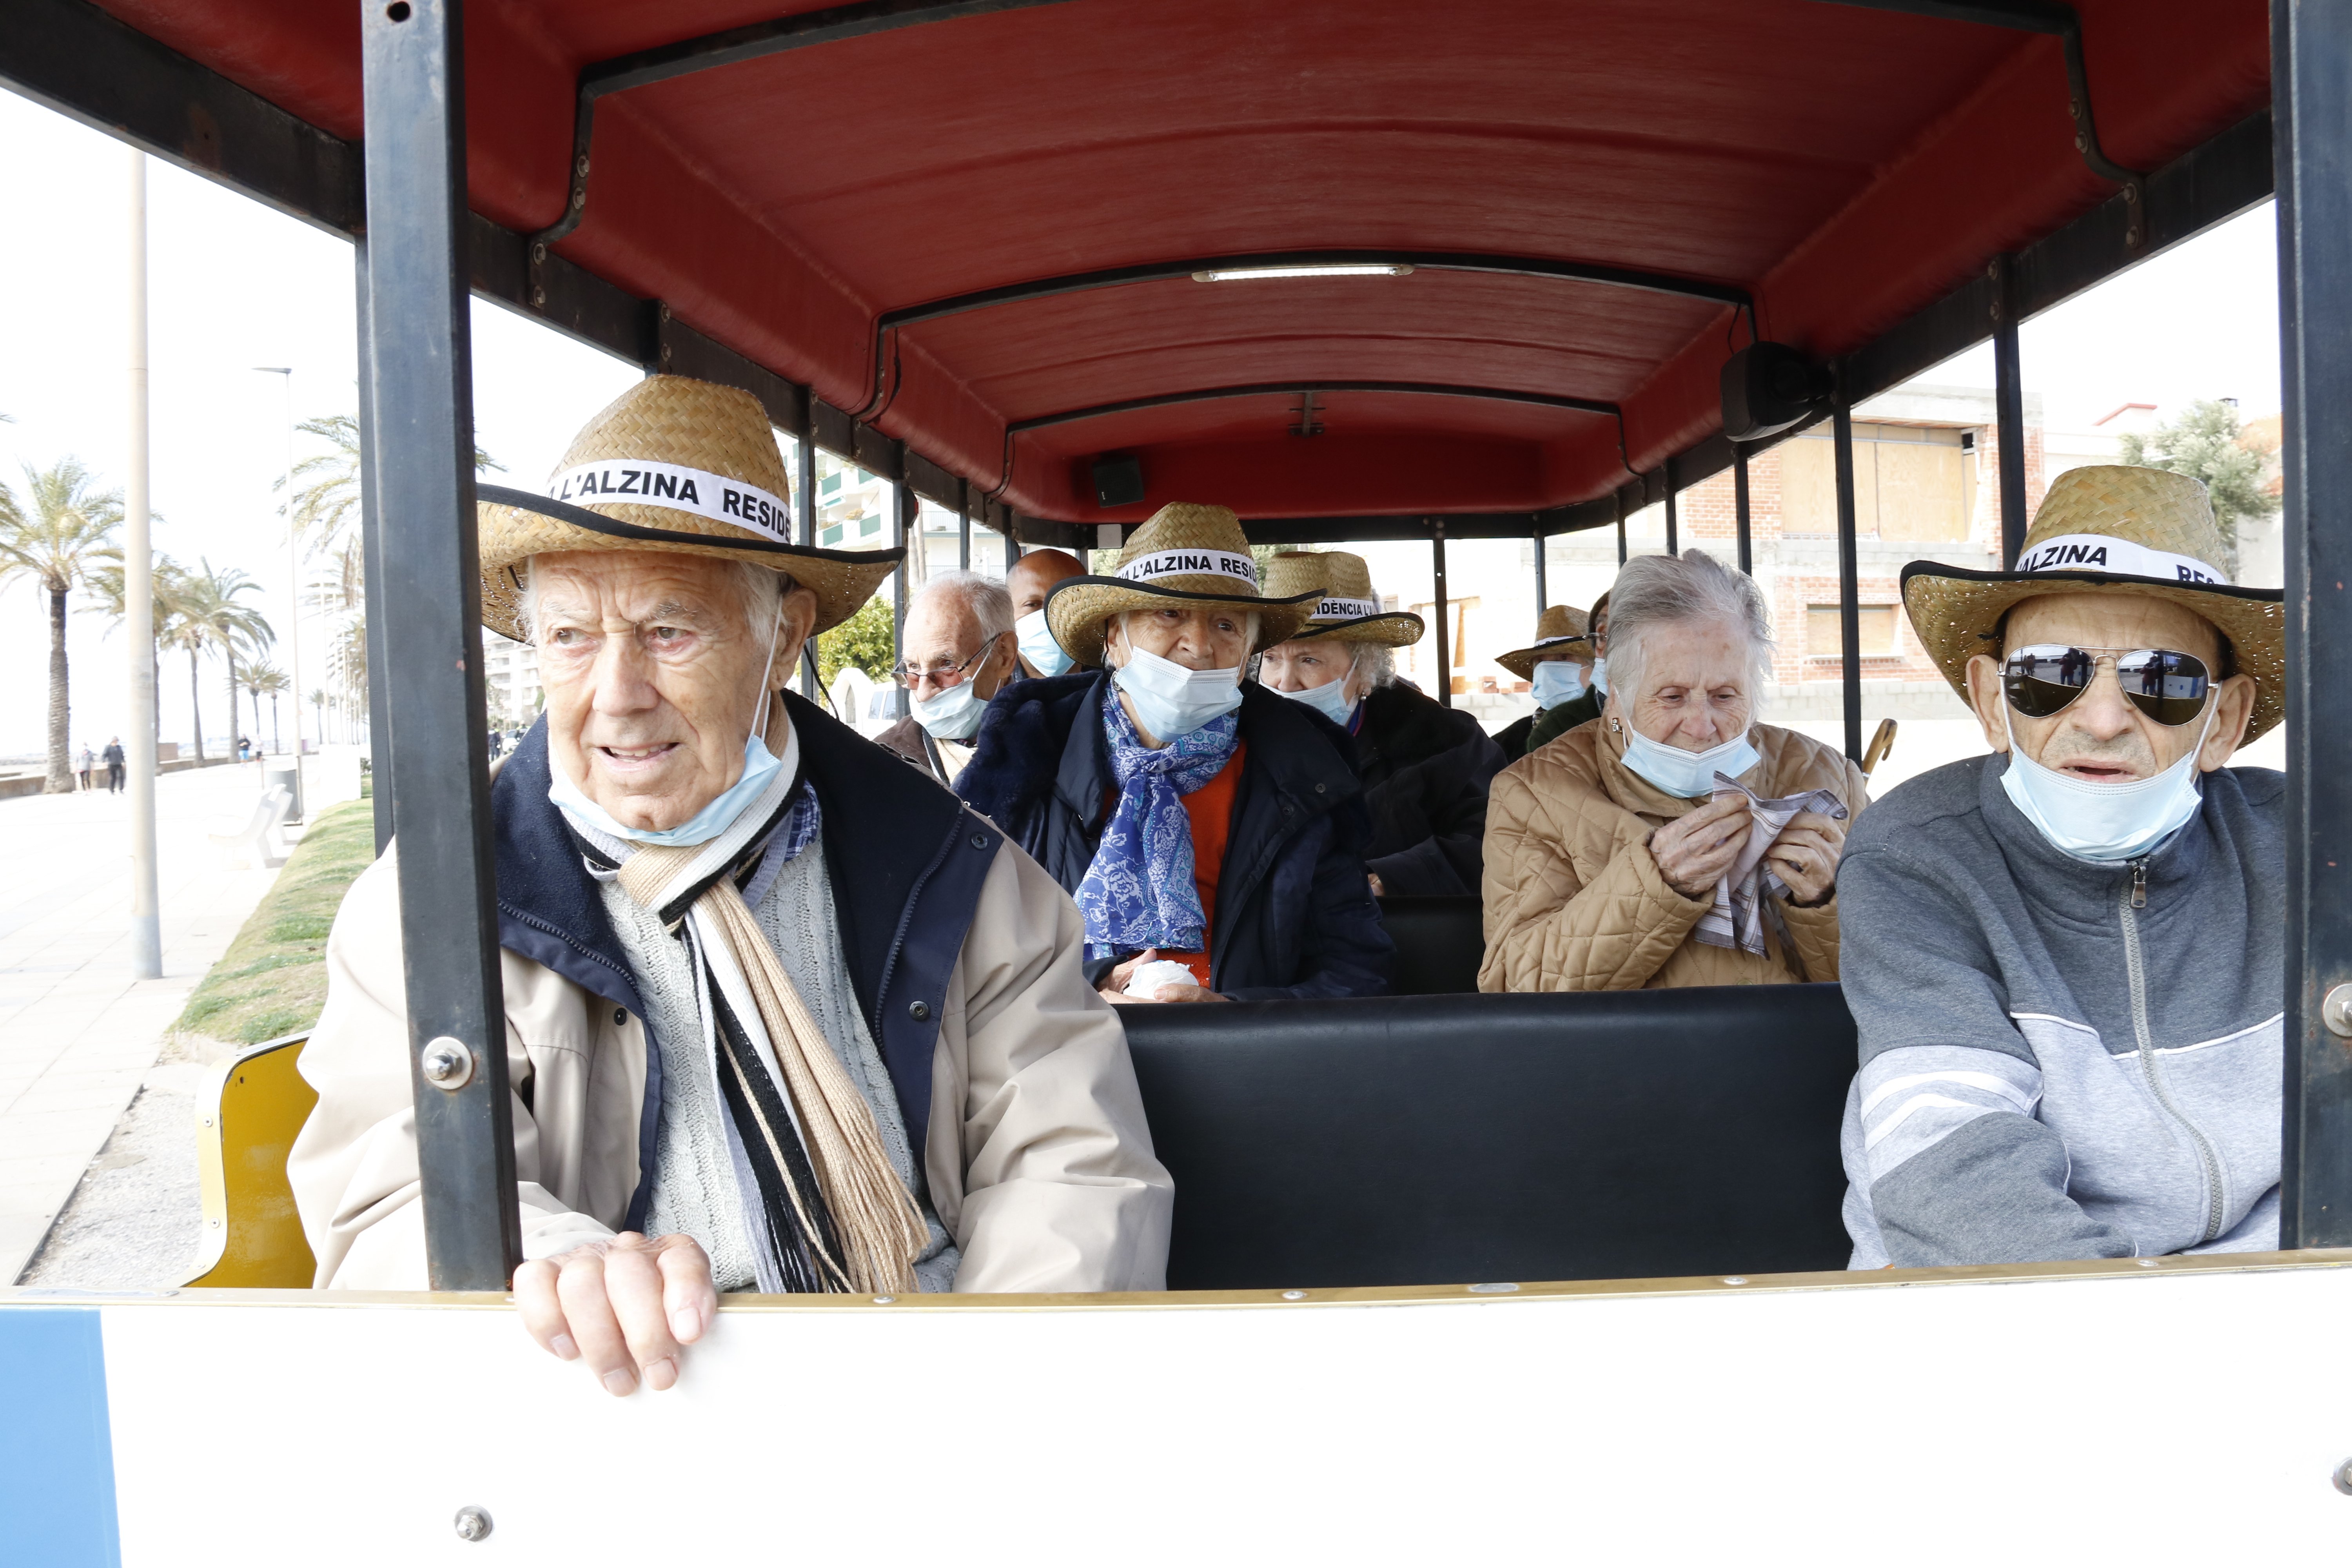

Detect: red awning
[87, 0, 2273, 521]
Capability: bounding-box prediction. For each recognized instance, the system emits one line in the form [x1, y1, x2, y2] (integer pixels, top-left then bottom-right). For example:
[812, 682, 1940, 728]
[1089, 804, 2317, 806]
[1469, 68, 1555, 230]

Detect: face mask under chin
[1111, 642, 1245, 740]
[1998, 703, 2212, 862]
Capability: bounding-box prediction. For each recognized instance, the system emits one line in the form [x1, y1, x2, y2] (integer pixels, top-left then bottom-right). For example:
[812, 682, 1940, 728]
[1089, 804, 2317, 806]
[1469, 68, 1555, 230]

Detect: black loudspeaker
[1720, 342, 1832, 441]
[1092, 453, 1146, 508]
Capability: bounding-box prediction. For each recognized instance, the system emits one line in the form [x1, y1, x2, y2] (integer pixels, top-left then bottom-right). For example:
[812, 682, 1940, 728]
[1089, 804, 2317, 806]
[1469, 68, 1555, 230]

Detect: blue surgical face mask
[1590, 656, 1609, 695]
[1617, 720, 1760, 799]
[1112, 643, 1243, 740]
[1275, 671, 1356, 726]
[1016, 608, 1073, 677]
[550, 725, 783, 847]
[1998, 704, 2212, 862]
[1531, 660, 1588, 708]
[912, 672, 987, 740]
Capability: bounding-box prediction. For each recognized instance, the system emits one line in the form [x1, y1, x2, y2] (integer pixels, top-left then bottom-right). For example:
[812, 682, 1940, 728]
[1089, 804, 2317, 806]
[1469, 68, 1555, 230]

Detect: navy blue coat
[489, 691, 1003, 1232]
[955, 671, 1392, 1001]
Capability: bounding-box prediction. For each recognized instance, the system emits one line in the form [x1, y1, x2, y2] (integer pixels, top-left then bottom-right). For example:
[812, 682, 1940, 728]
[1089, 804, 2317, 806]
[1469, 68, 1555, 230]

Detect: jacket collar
[491, 723, 645, 1018]
[1593, 714, 1769, 819]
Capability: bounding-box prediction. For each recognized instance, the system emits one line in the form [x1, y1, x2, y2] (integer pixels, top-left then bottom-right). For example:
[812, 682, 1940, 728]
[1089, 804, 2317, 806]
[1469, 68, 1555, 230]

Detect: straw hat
[1263, 551, 1426, 647]
[1043, 503, 1319, 668]
[1902, 465, 2284, 740]
[475, 375, 901, 642]
[1495, 604, 1592, 681]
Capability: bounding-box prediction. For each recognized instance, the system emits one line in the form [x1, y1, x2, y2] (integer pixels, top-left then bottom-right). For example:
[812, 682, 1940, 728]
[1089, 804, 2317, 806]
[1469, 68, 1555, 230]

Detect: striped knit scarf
[570, 744, 927, 1294]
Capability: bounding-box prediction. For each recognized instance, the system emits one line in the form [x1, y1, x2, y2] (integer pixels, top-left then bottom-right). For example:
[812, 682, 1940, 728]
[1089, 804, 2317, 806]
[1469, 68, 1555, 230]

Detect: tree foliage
[0, 459, 124, 788]
[2117, 399, 2278, 577]
[817, 592, 896, 691]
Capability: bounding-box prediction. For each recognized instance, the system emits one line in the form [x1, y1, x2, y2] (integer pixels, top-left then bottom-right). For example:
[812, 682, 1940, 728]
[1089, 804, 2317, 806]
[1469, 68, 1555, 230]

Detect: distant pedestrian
[487, 728, 504, 760]
[77, 742, 94, 791]
[102, 737, 125, 794]
[238, 736, 253, 763]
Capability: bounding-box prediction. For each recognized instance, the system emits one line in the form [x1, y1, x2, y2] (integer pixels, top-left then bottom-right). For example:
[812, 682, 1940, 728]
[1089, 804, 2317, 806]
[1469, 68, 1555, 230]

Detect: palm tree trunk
[44, 582, 71, 792]
[188, 650, 204, 762]
[271, 695, 281, 755]
[250, 688, 262, 751]
[226, 665, 239, 760]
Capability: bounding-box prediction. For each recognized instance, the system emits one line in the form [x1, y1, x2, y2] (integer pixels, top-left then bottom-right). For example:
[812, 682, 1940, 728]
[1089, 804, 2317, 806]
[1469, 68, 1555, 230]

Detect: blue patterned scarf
[1075, 690, 1241, 959]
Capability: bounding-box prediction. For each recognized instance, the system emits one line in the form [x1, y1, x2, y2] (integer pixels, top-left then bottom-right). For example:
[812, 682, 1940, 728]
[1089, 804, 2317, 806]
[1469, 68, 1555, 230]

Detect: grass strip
[172, 799, 377, 1045]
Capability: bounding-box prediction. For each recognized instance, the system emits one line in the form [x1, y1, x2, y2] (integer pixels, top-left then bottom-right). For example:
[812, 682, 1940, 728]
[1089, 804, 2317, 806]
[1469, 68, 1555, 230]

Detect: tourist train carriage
[5, 0, 2350, 1560]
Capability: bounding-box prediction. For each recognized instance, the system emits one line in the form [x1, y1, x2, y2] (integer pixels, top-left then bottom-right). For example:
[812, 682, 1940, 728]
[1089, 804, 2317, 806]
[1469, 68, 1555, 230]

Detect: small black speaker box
[1093, 453, 1146, 508]
[1720, 343, 1831, 442]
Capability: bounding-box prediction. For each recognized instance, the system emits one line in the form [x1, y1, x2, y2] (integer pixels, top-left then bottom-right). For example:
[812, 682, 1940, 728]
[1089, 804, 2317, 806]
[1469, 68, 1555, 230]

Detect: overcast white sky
[0, 84, 2289, 757]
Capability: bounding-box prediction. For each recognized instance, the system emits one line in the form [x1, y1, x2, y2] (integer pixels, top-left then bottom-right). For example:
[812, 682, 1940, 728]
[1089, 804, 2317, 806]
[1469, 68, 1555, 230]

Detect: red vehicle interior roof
[90, 0, 2272, 522]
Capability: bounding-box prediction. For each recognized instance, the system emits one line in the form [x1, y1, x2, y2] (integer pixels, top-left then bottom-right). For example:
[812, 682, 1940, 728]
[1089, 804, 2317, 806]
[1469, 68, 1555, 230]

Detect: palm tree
[0, 459, 124, 790]
[170, 560, 272, 762]
[248, 664, 290, 754]
[84, 552, 191, 749]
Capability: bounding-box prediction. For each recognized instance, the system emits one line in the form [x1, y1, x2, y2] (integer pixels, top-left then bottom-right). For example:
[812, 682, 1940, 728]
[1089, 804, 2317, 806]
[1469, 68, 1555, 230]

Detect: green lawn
[174, 799, 377, 1046]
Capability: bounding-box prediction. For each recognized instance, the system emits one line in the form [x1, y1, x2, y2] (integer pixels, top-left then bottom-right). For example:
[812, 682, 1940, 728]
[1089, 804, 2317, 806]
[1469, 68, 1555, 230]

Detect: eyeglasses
[2002, 644, 2211, 727]
[892, 635, 1002, 690]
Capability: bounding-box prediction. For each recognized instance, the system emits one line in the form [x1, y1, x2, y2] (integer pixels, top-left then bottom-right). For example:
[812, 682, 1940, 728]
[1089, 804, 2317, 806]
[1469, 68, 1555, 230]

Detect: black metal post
[355, 240, 393, 857]
[795, 433, 817, 699]
[1615, 492, 1627, 565]
[360, 0, 520, 1289]
[1993, 253, 2030, 568]
[891, 480, 913, 717]
[1531, 522, 1548, 613]
[1006, 516, 1022, 572]
[1832, 381, 1865, 764]
[1663, 458, 1679, 556]
[957, 484, 971, 571]
[1432, 521, 1451, 709]
[2276, 0, 2352, 1249]
[1733, 445, 1753, 577]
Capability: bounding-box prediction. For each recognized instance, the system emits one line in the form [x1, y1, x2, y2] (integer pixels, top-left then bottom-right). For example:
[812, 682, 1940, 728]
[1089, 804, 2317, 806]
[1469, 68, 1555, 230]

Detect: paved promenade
[0, 760, 288, 1284]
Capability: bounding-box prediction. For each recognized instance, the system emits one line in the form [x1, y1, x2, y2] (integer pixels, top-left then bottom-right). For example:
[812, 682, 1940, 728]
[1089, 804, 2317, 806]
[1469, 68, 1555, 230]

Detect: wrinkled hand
[1650, 795, 1752, 900]
[1765, 809, 1847, 906]
[1098, 947, 1227, 1004]
[515, 1231, 716, 1397]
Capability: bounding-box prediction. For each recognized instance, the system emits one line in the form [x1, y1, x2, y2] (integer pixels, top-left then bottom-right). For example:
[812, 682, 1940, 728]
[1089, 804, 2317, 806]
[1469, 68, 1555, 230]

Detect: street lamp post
[126, 150, 160, 980]
[254, 365, 303, 811]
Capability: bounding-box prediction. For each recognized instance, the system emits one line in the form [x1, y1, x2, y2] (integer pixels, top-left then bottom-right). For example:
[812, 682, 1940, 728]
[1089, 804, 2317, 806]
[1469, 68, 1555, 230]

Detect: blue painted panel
[0, 1308, 121, 1568]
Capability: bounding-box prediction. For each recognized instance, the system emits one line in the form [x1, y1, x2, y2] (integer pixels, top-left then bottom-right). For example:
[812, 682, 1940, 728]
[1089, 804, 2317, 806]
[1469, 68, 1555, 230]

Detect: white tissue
[1123, 958, 1198, 998]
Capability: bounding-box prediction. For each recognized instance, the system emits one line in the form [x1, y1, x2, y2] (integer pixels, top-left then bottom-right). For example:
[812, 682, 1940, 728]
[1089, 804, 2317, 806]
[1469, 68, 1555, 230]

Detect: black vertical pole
[355, 240, 393, 857]
[957, 483, 972, 571]
[360, 0, 520, 1289]
[1993, 253, 2030, 569]
[1531, 522, 1548, 613]
[2276, 0, 2352, 1249]
[1663, 459, 1679, 556]
[1733, 445, 1753, 577]
[1432, 521, 1451, 710]
[891, 477, 913, 718]
[1615, 491, 1628, 565]
[795, 434, 818, 699]
[1006, 510, 1023, 572]
[1832, 377, 1864, 764]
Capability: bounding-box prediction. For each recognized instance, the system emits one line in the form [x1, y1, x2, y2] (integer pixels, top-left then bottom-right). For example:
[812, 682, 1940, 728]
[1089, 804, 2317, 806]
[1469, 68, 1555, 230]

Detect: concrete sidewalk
[0, 760, 297, 1284]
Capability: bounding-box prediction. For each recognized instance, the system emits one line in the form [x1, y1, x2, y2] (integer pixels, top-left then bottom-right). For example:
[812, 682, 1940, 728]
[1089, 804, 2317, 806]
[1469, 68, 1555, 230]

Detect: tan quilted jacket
[1479, 719, 1869, 992]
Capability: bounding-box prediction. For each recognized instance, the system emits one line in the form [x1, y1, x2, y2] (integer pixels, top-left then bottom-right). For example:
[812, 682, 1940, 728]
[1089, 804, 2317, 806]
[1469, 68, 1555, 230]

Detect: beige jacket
[289, 835, 1174, 1293]
[1479, 720, 1867, 993]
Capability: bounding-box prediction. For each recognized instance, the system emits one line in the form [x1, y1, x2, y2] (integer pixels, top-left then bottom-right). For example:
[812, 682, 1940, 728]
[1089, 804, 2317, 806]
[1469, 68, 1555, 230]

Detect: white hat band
[1116, 547, 1259, 592]
[548, 459, 792, 545]
[1311, 594, 1379, 622]
[2017, 533, 2229, 586]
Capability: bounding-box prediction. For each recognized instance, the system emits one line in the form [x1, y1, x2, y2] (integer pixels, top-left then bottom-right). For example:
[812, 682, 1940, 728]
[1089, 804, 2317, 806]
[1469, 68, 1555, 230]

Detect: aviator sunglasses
[2001, 644, 2211, 727]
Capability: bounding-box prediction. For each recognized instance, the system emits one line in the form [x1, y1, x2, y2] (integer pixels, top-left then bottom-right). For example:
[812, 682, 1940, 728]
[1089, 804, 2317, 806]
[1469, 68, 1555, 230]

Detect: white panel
[100, 1269, 2352, 1566]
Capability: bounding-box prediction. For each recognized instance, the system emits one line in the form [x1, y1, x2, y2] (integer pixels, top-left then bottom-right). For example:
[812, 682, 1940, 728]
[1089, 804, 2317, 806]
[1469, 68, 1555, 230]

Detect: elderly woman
[291, 377, 1171, 1399]
[1257, 550, 1506, 896]
[958, 505, 1392, 1002]
[1493, 599, 1603, 757]
[1480, 548, 1865, 991]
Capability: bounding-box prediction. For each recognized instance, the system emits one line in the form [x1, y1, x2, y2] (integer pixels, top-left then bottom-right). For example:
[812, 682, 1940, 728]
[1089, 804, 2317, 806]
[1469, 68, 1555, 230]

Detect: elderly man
[1007, 547, 1087, 677]
[1493, 600, 1602, 757]
[291, 377, 1171, 1397]
[875, 571, 1018, 786]
[1840, 466, 2281, 1267]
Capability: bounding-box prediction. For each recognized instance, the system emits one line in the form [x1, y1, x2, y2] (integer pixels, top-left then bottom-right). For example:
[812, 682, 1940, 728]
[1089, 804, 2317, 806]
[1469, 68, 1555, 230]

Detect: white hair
[1603, 548, 1774, 706]
[1348, 642, 1396, 693]
[1105, 606, 1261, 664]
[516, 555, 788, 644]
[914, 570, 1014, 643]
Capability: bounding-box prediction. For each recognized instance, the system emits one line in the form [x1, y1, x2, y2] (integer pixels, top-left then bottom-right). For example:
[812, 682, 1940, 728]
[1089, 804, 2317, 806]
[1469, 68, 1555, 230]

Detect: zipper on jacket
[2119, 858, 2226, 1243]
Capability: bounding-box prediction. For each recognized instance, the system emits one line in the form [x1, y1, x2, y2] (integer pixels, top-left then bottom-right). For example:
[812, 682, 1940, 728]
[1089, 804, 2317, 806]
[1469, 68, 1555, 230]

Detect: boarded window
[1780, 424, 1971, 541]
[1806, 604, 1897, 657]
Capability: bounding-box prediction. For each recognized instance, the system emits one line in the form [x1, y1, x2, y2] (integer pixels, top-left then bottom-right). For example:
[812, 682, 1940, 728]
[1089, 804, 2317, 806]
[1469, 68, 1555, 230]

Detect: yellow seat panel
[186, 1036, 319, 1289]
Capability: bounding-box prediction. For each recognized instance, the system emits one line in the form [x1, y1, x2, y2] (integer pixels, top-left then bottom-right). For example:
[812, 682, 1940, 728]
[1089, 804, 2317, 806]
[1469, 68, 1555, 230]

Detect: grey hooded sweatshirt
[1838, 754, 2283, 1268]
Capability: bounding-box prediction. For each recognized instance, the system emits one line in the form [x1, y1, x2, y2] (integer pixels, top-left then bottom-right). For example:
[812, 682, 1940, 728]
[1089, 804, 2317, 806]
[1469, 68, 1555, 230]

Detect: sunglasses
[2002, 644, 2211, 727]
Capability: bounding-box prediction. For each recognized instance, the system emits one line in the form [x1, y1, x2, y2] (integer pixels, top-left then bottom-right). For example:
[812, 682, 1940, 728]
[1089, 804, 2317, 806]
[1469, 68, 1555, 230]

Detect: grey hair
[516, 555, 788, 644]
[1603, 548, 1774, 707]
[1348, 642, 1396, 694]
[915, 570, 1014, 644]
